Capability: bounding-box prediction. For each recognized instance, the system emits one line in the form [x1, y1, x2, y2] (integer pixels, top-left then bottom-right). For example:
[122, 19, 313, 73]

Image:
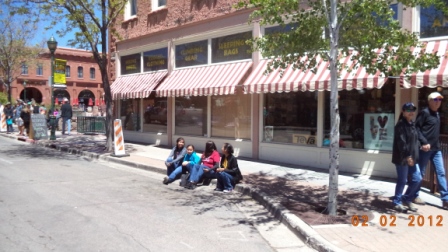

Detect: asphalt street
[0, 137, 314, 252]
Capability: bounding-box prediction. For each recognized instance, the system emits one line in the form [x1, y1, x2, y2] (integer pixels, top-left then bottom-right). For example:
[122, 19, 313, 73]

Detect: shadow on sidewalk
[244, 173, 396, 226]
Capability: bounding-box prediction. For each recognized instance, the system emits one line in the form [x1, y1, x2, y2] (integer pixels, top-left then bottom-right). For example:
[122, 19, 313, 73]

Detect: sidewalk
[1, 131, 447, 251]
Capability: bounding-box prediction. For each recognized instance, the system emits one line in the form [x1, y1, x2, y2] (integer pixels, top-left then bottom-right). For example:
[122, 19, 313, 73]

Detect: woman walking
[392, 102, 422, 212]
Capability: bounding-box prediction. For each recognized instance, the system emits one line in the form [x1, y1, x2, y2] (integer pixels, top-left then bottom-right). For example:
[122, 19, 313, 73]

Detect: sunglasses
[432, 98, 443, 102]
[404, 109, 416, 112]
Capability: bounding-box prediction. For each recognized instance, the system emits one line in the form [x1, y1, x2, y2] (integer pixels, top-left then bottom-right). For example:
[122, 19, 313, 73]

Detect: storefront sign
[54, 59, 66, 84]
[212, 32, 252, 63]
[121, 53, 141, 75]
[175, 40, 208, 68]
[144, 48, 168, 72]
[364, 113, 394, 151]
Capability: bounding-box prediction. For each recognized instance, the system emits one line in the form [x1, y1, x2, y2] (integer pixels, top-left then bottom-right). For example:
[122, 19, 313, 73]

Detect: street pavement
[1, 130, 447, 252]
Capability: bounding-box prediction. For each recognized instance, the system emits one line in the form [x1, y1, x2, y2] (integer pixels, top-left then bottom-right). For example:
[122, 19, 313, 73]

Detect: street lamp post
[23, 81, 27, 102]
[47, 36, 58, 140]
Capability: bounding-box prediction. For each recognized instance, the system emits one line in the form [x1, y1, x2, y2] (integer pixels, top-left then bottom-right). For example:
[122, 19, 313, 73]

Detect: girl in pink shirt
[187, 141, 220, 189]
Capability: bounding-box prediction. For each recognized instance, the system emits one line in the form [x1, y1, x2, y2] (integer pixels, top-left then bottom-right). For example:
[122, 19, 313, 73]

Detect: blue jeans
[189, 164, 217, 183]
[165, 157, 176, 176]
[216, 172, 234, 190]
[394, 164, 422, 205]
[413, 150, 448, 202]
[62, 118, 71, 134]
[168, 163, 192, 181]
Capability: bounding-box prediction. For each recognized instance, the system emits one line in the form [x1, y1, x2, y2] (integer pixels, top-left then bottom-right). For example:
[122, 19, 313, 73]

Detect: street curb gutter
[15, 136, 343, 252]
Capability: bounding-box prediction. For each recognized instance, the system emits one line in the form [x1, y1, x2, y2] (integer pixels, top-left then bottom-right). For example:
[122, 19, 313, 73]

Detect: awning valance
[156, 61, 252, 97]
[111, 71, 168, 99]
[243, 55, 386, 94]
[401, 40, 448, 88]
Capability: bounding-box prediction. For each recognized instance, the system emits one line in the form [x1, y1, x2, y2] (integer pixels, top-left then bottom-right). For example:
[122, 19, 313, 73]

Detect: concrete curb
[1, 133, 342, 252]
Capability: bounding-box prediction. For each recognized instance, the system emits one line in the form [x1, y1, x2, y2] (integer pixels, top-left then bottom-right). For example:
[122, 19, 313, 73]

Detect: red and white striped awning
[401, 40, 448, 88]
[111, 71, 167, 99]
[243, 54, 386, 93]
[156, 61, 252, 97]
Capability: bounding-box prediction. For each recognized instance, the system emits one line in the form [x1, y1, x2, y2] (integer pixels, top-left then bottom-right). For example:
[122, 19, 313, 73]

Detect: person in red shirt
[186, 141, 220, 189]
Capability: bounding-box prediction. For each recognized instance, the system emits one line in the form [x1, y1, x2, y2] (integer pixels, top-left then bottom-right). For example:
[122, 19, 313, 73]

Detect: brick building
[109, 1, 448, 179]
[11, 47, 103, 109]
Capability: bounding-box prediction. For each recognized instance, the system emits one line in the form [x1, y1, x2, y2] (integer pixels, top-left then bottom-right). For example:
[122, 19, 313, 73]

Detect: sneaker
[187, 182, 197, 190]
[394, 204, 407, 212]
[403, 202, 418, 212]
[214, 187, 223, 192]
[162, 177, 169, 185]
[413, 197, 426, 205]
[223, 189, 233, 193]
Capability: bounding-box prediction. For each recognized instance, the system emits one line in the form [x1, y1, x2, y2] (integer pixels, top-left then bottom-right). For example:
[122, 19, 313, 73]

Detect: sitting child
[163, 144, 200, 185]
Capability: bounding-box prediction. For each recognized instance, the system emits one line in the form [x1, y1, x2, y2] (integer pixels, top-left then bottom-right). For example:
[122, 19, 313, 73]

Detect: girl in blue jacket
[163, 144, 200, 184]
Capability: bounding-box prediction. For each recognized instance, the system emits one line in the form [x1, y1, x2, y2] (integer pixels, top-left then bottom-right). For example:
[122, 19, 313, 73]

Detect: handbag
[6, 118, 13, 125]
[179, 173, 190, 187]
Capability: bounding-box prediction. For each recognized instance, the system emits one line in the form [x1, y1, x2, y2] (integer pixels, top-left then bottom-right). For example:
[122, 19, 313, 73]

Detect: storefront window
[212, 92, 251, 139]
[175, 96, 207, 136]
[263, 92, 317, 144]
[324, 82, 395, 150]
[418, 87, 448, 134]
[120, 99, 141, 131]
[143, 97, 167, 133]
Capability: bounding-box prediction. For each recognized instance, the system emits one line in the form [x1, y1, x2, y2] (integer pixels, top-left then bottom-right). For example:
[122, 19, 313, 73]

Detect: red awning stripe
[111, 71, 168, 99]
[243, 52, 386, 93]
[401, 40, 448, 88]
[156, 61, 252, 97]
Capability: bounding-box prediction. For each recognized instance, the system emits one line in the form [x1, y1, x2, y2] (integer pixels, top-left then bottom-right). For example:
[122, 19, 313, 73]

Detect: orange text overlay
[351, 215, 443, 227]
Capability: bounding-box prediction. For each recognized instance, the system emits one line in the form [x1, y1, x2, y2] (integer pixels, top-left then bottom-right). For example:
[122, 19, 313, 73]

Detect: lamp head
[47, 36, 58, 53]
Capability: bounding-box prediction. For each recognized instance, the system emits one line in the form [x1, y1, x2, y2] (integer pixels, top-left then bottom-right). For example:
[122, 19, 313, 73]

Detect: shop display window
[212, 92, 251, 139]
[120, 99, 141, 131]
[142, 97, 167, 133]
[263, 92, 317, 144]
[324, 82, 395, 150]
[175, 96, 207, 136]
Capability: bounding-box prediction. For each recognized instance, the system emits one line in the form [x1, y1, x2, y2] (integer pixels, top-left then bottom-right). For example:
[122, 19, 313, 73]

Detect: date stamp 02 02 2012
[351, 215, 444, 227]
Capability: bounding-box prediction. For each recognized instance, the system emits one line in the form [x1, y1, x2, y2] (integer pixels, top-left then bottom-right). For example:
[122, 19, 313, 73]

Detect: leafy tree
[7, 0, 129, 151]
[237, 0, 448, 215]
[0, 4, 43, 103]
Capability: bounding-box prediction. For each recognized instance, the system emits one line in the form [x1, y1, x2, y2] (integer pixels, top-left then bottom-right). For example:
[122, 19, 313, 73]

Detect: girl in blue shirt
[163, 144, 200, 184]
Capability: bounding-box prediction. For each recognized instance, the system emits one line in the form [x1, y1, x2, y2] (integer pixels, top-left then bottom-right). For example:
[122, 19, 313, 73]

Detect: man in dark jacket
[411, 92, 448, 209]
[60, 97, 73, 135]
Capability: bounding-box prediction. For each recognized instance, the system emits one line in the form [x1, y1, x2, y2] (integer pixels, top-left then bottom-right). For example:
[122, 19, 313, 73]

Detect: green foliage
[237, 0, 448, 77]
[0, 92, 8, 105]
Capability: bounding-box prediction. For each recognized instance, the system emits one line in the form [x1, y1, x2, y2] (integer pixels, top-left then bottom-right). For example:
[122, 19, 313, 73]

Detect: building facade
[108, 1, 448, 180]
[11, 47, 103, 109]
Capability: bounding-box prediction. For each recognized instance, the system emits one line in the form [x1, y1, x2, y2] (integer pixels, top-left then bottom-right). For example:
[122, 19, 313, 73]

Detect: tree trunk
[327, 0, 340, 216]
[101, 68, 114, 152]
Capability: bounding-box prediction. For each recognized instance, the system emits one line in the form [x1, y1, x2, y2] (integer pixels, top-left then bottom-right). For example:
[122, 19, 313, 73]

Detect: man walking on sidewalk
[411, 92, 448, 209]
[60, 97, 73, 135]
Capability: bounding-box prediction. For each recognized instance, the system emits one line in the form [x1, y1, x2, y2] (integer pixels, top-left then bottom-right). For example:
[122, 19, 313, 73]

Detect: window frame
[416, 4, 448, 40]
[125, 0, 137, 20]
[36, 63, 43, 76]
[90, 67, 95, 79]
[65, 65, 71, 78]
[77, 66, 84, 78]
[152, 0, 166, 11]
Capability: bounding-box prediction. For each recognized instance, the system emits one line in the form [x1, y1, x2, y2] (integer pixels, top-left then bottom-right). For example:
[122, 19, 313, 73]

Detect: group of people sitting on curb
[162, 138, 243, 193]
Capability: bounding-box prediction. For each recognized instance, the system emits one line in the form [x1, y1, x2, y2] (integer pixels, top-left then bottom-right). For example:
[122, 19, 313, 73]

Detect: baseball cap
[63, 97, 68, 102]
[428, 92, 443, 100]
[402, 102, 417, 112]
